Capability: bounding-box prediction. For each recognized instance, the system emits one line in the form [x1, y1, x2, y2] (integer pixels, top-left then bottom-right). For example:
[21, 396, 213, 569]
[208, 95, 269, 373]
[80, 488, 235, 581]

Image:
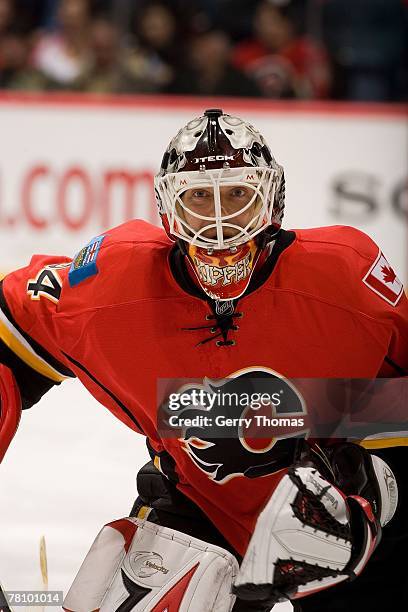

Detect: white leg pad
[63, 517, 239, 612]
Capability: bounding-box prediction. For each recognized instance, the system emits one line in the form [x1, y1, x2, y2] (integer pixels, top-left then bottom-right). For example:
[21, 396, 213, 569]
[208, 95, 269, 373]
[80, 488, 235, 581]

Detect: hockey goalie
[0, 109, 407, 611]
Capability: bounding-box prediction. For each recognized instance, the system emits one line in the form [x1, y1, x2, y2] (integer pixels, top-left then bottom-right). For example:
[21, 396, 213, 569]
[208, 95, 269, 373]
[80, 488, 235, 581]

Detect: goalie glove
[233, 442, 398, 607]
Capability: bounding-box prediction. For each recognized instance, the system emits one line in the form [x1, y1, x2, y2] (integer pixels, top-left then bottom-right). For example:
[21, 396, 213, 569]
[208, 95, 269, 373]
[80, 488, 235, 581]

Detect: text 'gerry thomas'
[167, 414, 305, 428]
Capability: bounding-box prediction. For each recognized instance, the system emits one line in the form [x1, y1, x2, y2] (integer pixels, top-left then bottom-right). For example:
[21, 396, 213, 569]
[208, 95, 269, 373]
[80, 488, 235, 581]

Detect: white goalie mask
[154, 109, 285, 251]
[154, 109, 285, 300]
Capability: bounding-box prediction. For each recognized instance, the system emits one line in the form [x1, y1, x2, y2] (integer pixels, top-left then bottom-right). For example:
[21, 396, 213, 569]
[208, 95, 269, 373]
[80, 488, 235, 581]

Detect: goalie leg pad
[63, 517, 239, 612]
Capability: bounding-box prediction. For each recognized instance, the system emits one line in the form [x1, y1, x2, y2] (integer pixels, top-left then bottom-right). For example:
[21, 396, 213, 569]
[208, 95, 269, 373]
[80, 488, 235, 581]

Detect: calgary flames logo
[160, 367, 308, 484]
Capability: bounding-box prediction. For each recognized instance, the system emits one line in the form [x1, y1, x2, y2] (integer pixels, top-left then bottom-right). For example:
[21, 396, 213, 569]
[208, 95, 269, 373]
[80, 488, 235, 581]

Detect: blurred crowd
[0, 0, 407, 101]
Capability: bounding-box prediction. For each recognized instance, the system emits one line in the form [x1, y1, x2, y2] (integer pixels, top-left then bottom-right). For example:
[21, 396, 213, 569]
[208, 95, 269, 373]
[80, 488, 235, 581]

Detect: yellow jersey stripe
[0, 312, 67, 383]
[359, 437, 408, 449]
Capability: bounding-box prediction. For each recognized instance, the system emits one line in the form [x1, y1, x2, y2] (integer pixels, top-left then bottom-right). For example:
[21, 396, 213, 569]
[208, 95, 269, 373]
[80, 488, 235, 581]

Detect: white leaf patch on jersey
[363, 250, 404, 306]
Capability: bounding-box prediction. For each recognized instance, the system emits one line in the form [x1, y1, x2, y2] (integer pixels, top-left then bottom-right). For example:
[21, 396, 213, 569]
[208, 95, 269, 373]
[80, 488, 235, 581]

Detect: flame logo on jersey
[161, 367, 308, 484]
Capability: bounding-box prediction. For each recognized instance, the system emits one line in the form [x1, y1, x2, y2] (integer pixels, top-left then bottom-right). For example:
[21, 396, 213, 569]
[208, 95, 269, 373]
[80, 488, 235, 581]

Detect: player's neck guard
[185, 239, 264, 301]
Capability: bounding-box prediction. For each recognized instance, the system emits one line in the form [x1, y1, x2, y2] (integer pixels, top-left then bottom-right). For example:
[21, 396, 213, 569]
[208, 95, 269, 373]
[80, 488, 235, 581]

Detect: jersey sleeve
[346, 229, 408, 449]
[374, 285, 408, 378]
[0, 255, 76, 409]
[298, 227, 408, 450]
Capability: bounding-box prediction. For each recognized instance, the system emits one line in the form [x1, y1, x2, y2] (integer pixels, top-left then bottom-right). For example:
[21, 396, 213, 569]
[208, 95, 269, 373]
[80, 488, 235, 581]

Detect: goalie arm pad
[0, 363, 22, 462]
[234, 442, 398, 606]
[63, 517, 239, 612]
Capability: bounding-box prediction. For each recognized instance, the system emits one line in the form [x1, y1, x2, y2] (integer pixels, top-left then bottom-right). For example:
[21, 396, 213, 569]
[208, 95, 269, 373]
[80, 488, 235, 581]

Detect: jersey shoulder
[63, 220, 177, 309]
[2, 219, 175, 321]
[279, 225, 405, 315]
[294, 225, 377, 262]
[0, 220, 175, 389]
[100, 219, 170, 246]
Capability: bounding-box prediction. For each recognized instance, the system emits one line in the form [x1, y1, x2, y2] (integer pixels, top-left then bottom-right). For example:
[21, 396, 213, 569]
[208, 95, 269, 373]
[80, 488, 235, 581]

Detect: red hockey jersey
[1, 221, 407, 555]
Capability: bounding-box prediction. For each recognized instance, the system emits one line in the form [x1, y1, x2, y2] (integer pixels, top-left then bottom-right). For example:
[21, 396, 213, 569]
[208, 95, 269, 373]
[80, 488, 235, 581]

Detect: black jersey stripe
[62, 351, 144, 434]
[0, 339, 57, 410]
[384, 356, 408, 377]
[0, 280, 74, 378]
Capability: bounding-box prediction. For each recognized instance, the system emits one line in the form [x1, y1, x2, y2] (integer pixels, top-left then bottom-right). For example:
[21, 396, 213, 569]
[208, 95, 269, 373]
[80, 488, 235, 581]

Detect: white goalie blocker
[63, 517, 239, 612]
[235, 460, 398, 603]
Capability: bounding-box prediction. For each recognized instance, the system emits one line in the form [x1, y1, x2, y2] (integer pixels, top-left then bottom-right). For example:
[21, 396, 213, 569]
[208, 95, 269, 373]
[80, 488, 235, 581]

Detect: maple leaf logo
[381, 265, 396, 284]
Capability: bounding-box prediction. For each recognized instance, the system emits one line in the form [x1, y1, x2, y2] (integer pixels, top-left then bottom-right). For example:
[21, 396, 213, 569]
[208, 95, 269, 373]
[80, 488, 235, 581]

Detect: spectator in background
[167, 28, 261, 97]
[31, 0, 90, 88]
[322, 0, 408, 101]
[0, 30, 48, 89]
[0, 0, 15, 83]
[74, 17, 160, 94]
[127, 1, 186, 92]
[12, 0, 58, 32]
[192, 0, 259, 42]
[0, 0, 13, 36]
[232, 0, 331, 99]
[0, 0, 403, 102]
